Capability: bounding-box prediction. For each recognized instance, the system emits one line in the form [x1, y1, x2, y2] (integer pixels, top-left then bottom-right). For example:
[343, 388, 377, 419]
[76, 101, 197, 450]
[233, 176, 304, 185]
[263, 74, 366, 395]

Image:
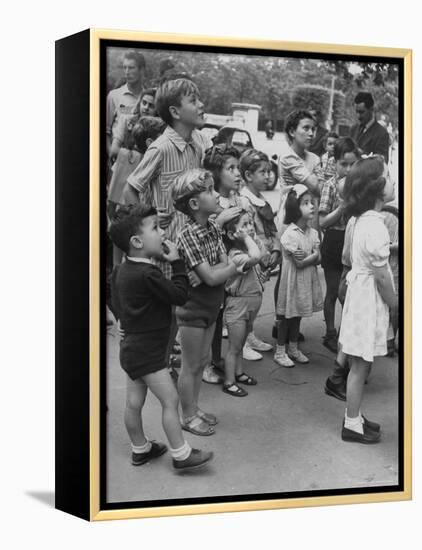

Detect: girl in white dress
[339, 156, 397, 444]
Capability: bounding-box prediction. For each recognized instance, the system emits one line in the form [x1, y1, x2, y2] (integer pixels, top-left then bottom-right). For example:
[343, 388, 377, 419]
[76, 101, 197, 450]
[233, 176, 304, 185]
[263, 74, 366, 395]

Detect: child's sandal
[235, 373, 257, 386]
[181, 415, 215, 436]
[222, 383, 248, 397]
[196, 408, 218, 426]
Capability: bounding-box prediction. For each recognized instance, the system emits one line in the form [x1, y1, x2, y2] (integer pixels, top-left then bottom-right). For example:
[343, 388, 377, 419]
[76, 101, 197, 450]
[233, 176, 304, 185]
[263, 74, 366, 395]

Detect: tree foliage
[107, 48, 399, 129]
[292, 84, 345, 128]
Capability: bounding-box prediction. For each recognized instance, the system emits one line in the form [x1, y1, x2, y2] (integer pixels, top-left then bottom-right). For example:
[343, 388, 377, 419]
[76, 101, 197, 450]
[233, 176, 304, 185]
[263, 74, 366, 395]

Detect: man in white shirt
[106, 50, 145, 155]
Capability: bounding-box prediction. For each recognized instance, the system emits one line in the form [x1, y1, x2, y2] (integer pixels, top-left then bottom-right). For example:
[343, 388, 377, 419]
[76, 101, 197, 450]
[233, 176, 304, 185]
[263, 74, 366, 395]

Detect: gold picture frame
[55, 28, 412, 521]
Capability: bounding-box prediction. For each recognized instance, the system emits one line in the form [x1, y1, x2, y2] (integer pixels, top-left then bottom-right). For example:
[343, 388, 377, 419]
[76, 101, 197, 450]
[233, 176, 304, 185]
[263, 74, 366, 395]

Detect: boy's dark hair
[155, 78, 199, 125]
[239, 148, 269, 178]
[284, 110, 315, 142]
[108, 204, 157, 255]
[354, 92, 374, 109]
[284, 189, 310, 224]
[132, 116, 166, 153]
[141, 87, 157, 100]
[343, 156, 386, 217]
[122, 50, 146, 71]
[333, 136, 361, 161]
[203, 144, 240, 190]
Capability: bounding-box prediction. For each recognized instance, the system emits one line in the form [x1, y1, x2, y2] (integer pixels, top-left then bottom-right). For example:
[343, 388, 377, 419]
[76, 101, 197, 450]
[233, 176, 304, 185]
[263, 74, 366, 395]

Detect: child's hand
[258, 268, 271, 284]
[188, 270, 202, 287]
[117, 321, 125, 340]
[268, 250, 280, 268]
[293, 248, 306, 261]
[157, 211, 174, 229]
[161, 239, 180, 262]
[216, 206, 242, 226]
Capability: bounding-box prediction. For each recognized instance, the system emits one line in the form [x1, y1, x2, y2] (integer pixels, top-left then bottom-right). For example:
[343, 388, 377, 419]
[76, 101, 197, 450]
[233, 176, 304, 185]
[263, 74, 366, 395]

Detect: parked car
[200, 122, 222, 143]
[212, 125, 254, 155]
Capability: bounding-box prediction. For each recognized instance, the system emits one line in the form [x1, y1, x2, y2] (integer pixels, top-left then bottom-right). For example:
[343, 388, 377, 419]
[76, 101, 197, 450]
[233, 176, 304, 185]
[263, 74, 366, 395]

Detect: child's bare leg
[178, 326, 207, 419]
[346, 356, 371, 418]
[124, 375, 148, 446]
[165, 308, 178, 367]
[225, 321, 247, 383]
[143, 369, 185, 449]
[195, 324, 217, 406]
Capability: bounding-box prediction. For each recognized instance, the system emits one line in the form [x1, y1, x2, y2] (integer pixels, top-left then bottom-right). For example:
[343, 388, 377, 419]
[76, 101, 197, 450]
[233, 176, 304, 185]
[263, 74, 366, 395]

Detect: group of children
[107, 74, 399, 473]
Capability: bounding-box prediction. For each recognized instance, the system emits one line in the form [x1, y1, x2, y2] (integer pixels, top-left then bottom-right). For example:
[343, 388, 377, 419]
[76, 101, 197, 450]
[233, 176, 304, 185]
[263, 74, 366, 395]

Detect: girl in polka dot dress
[339, 157, 397, 444]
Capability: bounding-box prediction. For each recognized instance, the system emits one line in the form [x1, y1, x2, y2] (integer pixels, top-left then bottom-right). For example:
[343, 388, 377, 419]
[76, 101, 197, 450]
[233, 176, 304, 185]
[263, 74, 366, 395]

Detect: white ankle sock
[170, 440, 192, 461]
[344, 412, 364, 434]
[131, 440, 152, 454]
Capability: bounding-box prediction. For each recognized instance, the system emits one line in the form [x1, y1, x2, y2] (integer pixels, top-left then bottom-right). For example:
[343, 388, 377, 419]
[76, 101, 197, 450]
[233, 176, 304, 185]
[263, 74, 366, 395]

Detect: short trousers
[176, 283, 224, 328]
[321, 229, 345, 271]
[224, 294, 262, 332]
[120, 329, 169, 380]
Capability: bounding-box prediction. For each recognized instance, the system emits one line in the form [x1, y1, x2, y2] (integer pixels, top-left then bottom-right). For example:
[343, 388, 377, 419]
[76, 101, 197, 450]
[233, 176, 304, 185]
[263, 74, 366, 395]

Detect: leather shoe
[324, 377, 346, 401]
[362, 416, 381, 432]
[341, 424, 381, 444]
[342, 416, 381, 433]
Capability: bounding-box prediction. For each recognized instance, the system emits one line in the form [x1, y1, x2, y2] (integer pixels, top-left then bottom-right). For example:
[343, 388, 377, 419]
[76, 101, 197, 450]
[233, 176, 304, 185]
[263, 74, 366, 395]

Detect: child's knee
[227, 338, 243, 355]
[125, 394, 143, 413]
[163, 386, 180, 410]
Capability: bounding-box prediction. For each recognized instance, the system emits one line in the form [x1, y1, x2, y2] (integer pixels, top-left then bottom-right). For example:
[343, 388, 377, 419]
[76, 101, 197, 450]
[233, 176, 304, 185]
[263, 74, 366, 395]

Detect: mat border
[89, 28, 412, 521]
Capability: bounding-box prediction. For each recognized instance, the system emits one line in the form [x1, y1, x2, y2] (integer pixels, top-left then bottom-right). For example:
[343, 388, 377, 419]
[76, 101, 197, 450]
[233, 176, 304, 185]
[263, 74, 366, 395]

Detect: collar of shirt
[218, 191, 238, 209]
[126, 256, 153, 264]
[120, 83, 141, 98]
[360, 210, 385, 220]
[240, 186, 266, 207]
[165, 126, 197, 153]
[361, 116, 376, 134]
[187, 216, 217, 238]
[291, 223, 311, 235]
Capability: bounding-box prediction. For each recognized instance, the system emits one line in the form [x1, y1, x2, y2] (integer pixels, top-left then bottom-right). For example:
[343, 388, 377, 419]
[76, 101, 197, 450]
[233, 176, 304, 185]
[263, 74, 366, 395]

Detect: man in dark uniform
[350, 92, 390, 163]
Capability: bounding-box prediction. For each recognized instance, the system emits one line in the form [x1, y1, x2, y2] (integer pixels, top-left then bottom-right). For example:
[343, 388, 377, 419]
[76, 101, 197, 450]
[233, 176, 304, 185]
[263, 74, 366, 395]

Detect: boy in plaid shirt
[319, 137, 360, 353]
[320, 132, 339, 181]
[172, 169, 237, 437]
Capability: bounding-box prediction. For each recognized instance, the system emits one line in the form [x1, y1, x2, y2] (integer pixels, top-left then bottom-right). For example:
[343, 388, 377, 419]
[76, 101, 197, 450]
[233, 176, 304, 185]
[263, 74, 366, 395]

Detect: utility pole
[327, 75, 336, 130]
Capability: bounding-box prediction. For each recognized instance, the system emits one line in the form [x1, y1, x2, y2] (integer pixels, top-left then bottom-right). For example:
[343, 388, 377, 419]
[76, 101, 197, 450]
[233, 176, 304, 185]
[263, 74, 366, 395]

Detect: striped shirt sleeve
[126, 146, 162, 201]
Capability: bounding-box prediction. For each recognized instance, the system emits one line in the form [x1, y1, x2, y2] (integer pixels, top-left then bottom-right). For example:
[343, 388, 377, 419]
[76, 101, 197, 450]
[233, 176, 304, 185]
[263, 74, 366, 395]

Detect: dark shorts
[321, 229, 345, 271]
[176, 283, 224, 328]
[120, 329, 169, 380]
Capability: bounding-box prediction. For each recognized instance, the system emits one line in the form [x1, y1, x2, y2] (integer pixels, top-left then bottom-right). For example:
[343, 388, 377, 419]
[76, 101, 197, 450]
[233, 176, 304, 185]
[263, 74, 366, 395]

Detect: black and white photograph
[102, 38, 405, 510]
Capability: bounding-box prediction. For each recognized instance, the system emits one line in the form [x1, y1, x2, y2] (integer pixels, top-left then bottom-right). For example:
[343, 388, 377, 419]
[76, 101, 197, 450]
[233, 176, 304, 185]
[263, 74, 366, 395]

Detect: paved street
[106, 273, 399, 504]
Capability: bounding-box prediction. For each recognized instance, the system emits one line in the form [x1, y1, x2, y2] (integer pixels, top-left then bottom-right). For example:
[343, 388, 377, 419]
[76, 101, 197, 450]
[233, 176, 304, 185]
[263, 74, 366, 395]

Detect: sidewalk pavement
[106, 274, 399, 504]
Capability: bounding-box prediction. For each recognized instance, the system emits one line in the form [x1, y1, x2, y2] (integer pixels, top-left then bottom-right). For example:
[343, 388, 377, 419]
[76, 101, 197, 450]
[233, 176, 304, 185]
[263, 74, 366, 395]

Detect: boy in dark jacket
[110, 204, 213, 471]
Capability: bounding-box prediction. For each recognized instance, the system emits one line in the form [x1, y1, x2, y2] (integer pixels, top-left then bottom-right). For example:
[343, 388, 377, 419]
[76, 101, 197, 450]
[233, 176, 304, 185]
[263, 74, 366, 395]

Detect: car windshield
[232, 131, 252, 147]
[201, 126, 220, 141]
